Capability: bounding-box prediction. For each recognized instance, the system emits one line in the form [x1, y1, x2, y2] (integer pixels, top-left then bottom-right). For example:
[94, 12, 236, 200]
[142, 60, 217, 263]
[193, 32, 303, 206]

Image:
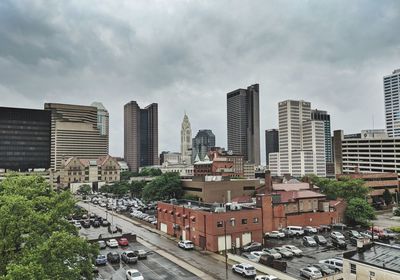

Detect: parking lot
[77, 218, 200, 280]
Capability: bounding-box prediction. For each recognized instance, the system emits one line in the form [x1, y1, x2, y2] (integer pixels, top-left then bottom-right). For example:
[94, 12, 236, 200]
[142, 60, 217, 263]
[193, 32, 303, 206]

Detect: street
[78, 201, 244, 280]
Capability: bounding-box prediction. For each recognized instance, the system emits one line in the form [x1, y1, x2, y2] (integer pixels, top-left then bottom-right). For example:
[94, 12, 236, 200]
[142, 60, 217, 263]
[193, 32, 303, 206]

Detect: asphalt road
[78, 201, 244, 280]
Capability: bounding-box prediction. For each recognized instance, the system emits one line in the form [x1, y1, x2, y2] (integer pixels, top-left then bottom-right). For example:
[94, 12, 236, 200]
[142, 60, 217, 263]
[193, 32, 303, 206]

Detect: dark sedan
[107, 252, 120, 263]
[314, 235, 327, 246]
[311, 263, 335, 276]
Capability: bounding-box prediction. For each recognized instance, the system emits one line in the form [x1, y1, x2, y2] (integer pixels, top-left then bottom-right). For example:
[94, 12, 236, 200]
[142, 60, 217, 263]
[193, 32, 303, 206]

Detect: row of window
[216, 217, 259, 228]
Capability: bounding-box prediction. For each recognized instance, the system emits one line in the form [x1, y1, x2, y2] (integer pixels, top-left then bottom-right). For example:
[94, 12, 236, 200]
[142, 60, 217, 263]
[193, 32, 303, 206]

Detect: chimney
[227, 190, 231, 203]
[265, 170, 272, 194]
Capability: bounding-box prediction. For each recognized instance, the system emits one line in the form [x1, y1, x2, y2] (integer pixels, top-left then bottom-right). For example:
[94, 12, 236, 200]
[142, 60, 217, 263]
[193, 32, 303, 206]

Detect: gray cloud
[1, 0, 400, 163]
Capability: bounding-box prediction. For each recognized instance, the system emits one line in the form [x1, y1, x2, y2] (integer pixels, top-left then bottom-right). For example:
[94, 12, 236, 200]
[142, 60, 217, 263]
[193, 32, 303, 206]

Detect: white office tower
[384, 69, 400, 137]
[180, 112, 192, 164]
[269, 100, 326, 177]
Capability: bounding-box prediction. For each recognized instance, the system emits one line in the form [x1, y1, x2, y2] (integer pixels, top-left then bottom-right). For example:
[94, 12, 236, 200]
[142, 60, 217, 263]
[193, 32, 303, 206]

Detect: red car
[118, 238, 129, 246]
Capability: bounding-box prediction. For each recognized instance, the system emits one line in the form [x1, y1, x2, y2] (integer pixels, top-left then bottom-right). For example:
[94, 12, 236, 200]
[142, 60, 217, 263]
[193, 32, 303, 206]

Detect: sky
[1, 0, 400, 164]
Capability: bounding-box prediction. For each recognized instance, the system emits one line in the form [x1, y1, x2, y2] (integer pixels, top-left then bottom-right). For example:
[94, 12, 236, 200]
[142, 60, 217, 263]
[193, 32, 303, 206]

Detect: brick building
[157, 200, 263, 252]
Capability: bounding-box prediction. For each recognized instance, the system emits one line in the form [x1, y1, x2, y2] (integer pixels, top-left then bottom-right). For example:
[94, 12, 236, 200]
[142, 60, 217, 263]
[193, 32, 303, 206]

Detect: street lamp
[224, 218, 235, 280]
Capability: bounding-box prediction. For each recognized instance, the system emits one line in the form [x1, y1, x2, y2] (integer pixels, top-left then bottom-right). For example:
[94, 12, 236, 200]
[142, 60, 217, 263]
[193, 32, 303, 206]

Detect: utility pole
[224, 220, 228, 280]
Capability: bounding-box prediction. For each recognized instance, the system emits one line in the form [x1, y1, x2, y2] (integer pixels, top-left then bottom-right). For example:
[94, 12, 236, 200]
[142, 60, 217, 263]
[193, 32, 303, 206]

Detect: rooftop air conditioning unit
[214, 207, 226, 213]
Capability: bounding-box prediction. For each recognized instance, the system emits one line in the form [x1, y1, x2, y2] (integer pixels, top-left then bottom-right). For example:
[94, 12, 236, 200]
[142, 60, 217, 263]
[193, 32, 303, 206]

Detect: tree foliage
[182, 193, 201, 201]
[77, 184, 92, 195]
[142, 172, 182, 202]
[345, 198, 376, 226]
[0, 174, 97, 279]
[383, 188, 393, 205]
[307, 175, 370, 201]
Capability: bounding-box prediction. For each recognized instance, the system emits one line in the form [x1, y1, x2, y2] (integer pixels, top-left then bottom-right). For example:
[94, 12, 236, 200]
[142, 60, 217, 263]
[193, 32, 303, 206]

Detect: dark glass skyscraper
[192, 129, 216, 162]
[227, 84, 260, 165]
[124, 101, 158, 172]
[311, 109, 332, 163]
[265, 129, 279, 166]
[0, 107, 51, 171]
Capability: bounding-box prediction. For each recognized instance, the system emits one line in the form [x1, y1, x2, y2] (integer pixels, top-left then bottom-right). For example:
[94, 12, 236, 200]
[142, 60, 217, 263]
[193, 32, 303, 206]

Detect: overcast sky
[1, 0, 400, 163]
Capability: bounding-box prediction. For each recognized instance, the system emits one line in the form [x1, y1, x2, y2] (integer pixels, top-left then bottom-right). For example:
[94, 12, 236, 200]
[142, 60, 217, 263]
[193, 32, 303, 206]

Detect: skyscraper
[0, 107, 51, 171]
[44, 103, 108, 170]
[269, 100, 326, 177]
[265, 129, 279, 166]
[124, 101, 158, 172]
[192, 129, 216, 162]
[384, 69, 400, 137]
[180, 113, 192, 164]
[311, 109, 332, 163]
[91, 102, 109, 136]
[227, 84, 260, 165]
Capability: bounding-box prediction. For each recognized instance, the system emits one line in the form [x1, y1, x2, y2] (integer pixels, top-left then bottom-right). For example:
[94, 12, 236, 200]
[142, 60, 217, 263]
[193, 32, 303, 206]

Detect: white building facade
[384, 69, 400, 138]
[270, 100, 326, 177]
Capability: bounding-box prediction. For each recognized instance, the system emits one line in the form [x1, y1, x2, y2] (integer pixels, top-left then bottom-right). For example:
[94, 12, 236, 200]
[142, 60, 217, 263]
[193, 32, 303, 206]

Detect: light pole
[224, 218, 235, 280]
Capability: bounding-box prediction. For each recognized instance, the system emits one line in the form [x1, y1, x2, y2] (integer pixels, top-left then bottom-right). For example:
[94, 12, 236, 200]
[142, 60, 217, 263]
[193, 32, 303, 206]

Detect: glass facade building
[0, 107, 51, 171]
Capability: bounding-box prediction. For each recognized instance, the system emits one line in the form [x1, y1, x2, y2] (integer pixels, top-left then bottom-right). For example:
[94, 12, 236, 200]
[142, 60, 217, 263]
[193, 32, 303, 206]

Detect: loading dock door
[242, 232, 252, 246]
[218, 235, 231, 252]
[160, 223, 167, 233]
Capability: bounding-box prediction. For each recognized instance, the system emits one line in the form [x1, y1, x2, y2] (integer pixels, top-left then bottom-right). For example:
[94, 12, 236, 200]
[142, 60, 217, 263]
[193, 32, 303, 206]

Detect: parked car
[106, 239, 118, 248]
[241, 252, 259, 262]
[280, 228, 295, 237]
[92, 220, 101, 228]
[118, 238, 129, 246]
[330, 231, 345, 240]
[265, 231, 285, 239]
[311, 263, 335, 276]
[74, 221, 81, 229]
[126, 269, 144, 280]
[107, 252, 120, 263]
[262, 248, 282, 259]
[348, 230, 362, 239]
[255, 275, 279, 280]
[332, 238, 347, 249]
[319, 258, 343, 272]
[303, 236, 317, 247]
[178, 240, 194, 250]
[94, 255, 107, 266]
[287, 226, 304, 236]
[370, 226, 390, 239]
[232, 263, 257, 277]
[97, 240, 106, 249]
[243, 242, 262, 252]
[250, 251, 268, 262]
[360, 231, 379, 240]
[299, 266, 323, 279]
[81, 220, 91, 228]
[274, 247, 293, 258]
[101, 220, 110, 227]
[383, 228, 398, 239]
[314, 235, 327, 245]
[121, 251, 138, 264]
[133, 249, 147, 260]
[303, 226, 318, 235]
[282, 245, 303, 256]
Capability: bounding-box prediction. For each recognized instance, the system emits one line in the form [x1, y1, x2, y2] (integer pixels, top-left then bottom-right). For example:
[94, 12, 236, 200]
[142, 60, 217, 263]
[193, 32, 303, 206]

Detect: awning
[169, 210, 173, 214]
[176, 212, 181, 217]
[182, 214, 188, 218]
[185, 225, 190, 229]
[163, 209, 167, 213]
[190, 216, 196, 221]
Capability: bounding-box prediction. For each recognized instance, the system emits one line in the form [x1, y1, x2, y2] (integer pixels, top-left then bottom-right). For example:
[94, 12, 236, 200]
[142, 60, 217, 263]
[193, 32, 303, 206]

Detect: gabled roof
[275, 190, 326, 203]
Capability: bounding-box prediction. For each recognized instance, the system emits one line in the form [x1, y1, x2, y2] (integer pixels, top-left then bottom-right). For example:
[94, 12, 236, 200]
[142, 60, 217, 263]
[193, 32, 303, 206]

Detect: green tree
[383, 188, 393, 205]
[77, 184, 92, 195]
[139, 167, 162, 177]
[120, 171, 138, 181]
[182, 193, 201, 201]
[142, 172, 182, 202]
[345, 198, 376, 226]
[129, 180, 146, 198]
[0, 175, 97, 279]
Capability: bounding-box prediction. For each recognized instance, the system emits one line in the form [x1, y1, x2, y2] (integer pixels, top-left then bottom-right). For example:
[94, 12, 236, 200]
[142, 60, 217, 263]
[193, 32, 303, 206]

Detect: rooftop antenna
[372, 114, 375, 136]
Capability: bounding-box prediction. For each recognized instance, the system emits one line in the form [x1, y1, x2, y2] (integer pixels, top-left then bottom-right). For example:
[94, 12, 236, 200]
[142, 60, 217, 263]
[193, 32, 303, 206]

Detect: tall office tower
[265, 129, 279, 166]
[91, 102, 109, 136]
[124, 101, 158, 172]
[311, 109, 332, 163]
[44, 103, 108, 170]
[192, 129, 216, 162]
[270, 100, 326, 177]
[0, 107, 51, 171]
[384, 69, 400, 137]
[227, 84, 260, 165]
[180, 113, 192, 164]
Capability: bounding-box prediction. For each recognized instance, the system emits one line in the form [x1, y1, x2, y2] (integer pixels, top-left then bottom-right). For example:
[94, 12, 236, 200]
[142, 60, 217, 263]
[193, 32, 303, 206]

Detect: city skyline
[1, 1, 400, 164]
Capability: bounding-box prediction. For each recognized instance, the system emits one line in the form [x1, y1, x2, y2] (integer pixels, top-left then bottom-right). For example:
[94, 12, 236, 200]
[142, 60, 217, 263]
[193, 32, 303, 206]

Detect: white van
[287, 226, 305, 236]
[319, 258, 343, 272]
